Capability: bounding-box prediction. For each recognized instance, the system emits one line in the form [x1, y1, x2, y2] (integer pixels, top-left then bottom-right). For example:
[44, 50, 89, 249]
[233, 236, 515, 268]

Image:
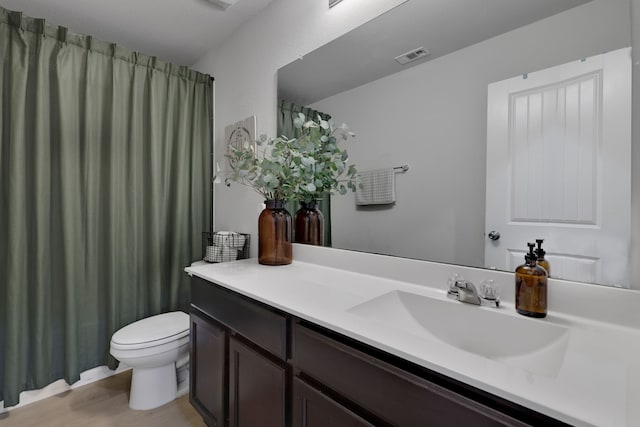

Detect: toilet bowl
[110, 311, 190, 410]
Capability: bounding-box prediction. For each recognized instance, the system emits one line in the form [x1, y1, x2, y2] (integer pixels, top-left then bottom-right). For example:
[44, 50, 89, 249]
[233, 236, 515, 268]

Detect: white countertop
[185, 246, 640, 427]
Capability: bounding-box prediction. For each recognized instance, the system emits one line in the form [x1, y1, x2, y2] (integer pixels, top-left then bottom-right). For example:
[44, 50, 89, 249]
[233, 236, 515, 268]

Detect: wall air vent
[206, 0, 237, 10]
[394, 47, 431, 65]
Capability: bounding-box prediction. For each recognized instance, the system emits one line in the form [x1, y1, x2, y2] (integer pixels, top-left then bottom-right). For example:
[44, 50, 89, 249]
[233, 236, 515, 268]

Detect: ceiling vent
[329, 0, 345, 8]
[394, 47, 431, 65]
[206, 0, 237, 10]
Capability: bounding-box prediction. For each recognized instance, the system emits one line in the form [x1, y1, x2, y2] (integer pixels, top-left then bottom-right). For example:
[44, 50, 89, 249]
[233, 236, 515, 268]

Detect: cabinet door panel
[293, 324, 528, 427]
[293, 377, 374, 427]
[190, 311, 226, 427]
[229, 336, 286, 427]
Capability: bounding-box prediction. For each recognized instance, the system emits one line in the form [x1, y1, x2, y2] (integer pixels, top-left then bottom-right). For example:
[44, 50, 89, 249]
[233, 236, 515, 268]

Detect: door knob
[488, 231, 501, 241]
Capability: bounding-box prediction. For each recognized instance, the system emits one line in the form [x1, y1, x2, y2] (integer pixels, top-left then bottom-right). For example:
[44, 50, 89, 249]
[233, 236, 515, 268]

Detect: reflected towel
[355, 168, 396, 205]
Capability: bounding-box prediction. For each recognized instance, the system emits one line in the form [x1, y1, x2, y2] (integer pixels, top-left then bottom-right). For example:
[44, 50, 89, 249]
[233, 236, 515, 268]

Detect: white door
[485, 47, 631, 287]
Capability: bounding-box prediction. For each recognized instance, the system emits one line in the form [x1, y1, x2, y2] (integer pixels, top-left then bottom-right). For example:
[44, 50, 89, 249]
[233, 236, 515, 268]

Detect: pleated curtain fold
[0, 7, 212, 407]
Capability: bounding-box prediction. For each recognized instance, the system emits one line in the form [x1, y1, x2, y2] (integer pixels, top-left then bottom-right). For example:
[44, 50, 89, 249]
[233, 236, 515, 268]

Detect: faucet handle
[448, 274, 474, 290]
[447, 274, 466, 299]
[479, 280, 500, 307]
[447, 273, 462, 291]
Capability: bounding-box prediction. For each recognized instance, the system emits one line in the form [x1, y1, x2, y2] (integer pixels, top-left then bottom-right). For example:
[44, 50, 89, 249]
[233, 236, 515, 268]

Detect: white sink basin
[348, 291, 570, 377]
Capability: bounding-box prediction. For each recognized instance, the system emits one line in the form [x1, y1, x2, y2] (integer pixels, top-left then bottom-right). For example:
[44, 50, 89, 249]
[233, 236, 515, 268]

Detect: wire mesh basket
[202, 231, 250, 263]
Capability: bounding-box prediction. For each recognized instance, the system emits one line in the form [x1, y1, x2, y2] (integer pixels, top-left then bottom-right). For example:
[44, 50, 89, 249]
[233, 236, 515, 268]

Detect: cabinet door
[191, 311, 227, 427]
[229, 336, 286, 427]
[292, 377, 374, 427]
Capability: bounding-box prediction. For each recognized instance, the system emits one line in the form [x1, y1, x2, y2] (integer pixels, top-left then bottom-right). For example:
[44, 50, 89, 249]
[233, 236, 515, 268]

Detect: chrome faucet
[447, 275, 500, 308]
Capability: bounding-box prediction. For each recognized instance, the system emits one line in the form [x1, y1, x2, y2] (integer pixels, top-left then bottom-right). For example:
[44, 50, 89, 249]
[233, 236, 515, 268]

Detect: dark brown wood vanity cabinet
[190, 277, 287, 427]
[190, 277, 567, 427]
[292, 324, 530, 427]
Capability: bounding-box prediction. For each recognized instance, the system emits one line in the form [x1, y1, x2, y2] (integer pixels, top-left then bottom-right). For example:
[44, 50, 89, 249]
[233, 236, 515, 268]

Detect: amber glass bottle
[535, 239, 550, 277]
[258, 200, 292, 265]
[294, 201, 324, 246]
[515, 243, 548, 318]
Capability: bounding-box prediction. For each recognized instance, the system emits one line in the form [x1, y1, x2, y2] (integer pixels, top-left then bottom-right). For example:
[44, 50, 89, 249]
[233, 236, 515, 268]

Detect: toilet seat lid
[111, 311, 189, 348]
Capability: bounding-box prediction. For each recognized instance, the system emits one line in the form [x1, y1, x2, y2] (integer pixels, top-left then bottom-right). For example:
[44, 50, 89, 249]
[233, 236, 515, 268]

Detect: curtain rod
[394, 165, 409, 173]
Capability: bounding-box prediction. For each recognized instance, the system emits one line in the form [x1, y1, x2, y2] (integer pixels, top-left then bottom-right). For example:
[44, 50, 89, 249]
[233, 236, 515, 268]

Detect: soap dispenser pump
[535, 239, 550, 277]
[515, 242, 548, 318]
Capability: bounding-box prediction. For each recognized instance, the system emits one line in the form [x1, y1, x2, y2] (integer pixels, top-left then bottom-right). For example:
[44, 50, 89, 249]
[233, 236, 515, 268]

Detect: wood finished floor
[0, 371, 207, 427]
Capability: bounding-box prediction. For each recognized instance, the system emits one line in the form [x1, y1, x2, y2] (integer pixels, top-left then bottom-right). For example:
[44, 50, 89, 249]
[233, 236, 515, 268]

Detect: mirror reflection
[277, 0, 634, 288]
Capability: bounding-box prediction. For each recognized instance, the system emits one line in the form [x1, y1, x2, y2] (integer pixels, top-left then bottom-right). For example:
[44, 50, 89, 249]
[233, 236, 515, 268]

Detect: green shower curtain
[277, 100, 332, 246]
[0, 8, 212, 407]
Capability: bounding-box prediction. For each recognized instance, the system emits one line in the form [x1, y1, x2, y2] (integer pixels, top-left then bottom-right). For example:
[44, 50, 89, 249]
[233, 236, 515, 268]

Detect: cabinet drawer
[293, 324, 528, 427]
[192, 276, 287, 360]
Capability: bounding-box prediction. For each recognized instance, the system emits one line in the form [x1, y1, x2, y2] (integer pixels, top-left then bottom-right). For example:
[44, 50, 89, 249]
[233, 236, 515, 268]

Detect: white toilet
[110, 311, 190, 410]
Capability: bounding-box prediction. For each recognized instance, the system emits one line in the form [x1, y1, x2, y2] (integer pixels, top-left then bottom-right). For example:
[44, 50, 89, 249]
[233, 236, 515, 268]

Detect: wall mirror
[277, 0, 634, 288]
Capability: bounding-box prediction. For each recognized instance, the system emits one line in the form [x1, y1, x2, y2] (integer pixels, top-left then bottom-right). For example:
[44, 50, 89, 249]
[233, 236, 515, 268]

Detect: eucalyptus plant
[217, 114, 358, 203]
[220, 134, 296, 201]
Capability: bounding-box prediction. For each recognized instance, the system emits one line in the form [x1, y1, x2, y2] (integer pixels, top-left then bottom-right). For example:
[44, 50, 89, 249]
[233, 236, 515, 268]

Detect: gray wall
[310, 0, 634, 277]
[195, 0, 640, 289]
[192, 0, 406, 256]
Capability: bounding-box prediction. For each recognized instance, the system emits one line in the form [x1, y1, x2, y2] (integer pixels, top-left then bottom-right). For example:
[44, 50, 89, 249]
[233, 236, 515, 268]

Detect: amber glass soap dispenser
[535, 239, 550, 277]
[515, 242, 548, 318]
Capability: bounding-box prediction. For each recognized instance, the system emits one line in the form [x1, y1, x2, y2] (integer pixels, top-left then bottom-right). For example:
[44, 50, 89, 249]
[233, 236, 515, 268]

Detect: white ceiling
[0, 0, 275, 66]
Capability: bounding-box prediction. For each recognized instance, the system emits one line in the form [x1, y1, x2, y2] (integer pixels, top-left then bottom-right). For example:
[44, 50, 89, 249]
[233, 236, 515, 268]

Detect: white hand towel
[355, 168, 396, 205]
[214, 245, 238, 262]
[204, 245, 220, 262]
[213, 231, 245, 248]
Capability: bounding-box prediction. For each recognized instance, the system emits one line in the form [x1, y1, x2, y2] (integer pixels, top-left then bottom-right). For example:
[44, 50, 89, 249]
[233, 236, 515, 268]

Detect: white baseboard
[0, 364, 131, 413]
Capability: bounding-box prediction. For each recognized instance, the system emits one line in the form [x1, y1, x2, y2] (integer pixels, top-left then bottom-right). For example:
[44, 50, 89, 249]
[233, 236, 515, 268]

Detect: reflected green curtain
[0, 8, 212, 407]
[277, 100, 331, 246]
